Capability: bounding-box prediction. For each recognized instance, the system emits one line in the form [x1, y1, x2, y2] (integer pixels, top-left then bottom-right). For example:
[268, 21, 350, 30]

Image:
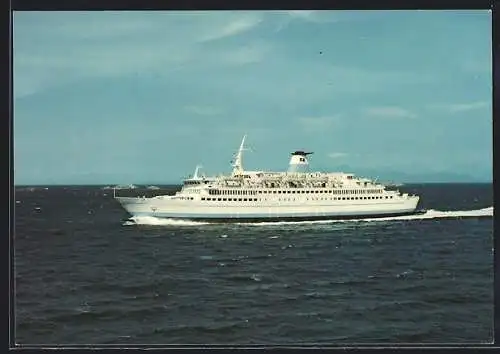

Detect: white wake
[241, 206, 494, 226]
[123, 206, 493, 227]
[123, 216, 210, 226]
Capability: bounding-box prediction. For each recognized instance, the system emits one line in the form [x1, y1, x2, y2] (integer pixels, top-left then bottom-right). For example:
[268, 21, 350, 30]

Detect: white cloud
[297, 115, 339, 132]
[220, 42, 270, 65]
[198, 14, 263, 42]
[438, 101, 490, 113]
[13, 11, 434, 102]
[286, 10, 318, 20]
[328, 152, 347, 159]
[13, 11, 267, 99]
[282, 10, 387, 25]
[364, 106, 417, 119]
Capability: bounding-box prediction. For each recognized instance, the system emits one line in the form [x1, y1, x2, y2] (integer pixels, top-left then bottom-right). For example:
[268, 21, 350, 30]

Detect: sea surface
[13, 183, 494, 346]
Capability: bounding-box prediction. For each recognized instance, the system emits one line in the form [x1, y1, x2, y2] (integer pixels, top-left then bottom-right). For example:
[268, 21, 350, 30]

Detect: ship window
[244, 198, 247, 201]
[390, 196, 393, 199]
[217, 198, 221, 201]
[342, 197, 345, 200]
[287, 191, 291, 194]
[202, 198, 205, 201]
[254, 198, 257, 201]
[222, 198, 226, 201]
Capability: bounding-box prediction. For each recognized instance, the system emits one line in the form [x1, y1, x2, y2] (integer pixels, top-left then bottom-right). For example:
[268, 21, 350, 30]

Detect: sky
[13, 10, 492, 185]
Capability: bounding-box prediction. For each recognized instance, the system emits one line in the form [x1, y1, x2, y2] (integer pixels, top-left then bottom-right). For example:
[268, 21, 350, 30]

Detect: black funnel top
[291, 151, 314, 156]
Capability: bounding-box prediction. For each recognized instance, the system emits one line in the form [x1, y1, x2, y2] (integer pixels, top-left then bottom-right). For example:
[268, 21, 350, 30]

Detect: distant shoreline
[14, 182, 493, 188]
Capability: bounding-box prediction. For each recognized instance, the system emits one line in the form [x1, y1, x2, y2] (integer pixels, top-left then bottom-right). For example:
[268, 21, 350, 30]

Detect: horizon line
[14, 181, 493, 187]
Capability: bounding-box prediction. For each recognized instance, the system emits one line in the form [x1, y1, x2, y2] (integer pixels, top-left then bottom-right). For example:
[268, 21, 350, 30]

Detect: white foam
[124, 216, 210, 226]
[237, 206, 494, 226]
[122, 207, 493, 227]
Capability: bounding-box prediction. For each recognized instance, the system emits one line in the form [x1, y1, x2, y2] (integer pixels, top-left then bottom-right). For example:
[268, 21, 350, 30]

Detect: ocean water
[13, 183, 493, 346]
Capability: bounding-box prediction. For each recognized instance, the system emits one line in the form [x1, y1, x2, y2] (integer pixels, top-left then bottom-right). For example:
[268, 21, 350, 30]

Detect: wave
[123, 206, 493, 227]
[123, 216, 210, 226]
[239, 206, 493, 226]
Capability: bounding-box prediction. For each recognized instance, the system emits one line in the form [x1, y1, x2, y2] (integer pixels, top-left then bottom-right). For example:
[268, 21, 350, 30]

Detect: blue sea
[14, 183, 493, 346]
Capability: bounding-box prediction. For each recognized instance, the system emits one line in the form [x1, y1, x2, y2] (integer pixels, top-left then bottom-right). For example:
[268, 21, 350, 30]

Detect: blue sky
[14, 10, 492, 185]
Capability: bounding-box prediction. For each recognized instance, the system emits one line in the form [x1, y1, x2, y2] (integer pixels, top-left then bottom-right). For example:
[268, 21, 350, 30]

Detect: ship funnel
[288, 151, 313, 173]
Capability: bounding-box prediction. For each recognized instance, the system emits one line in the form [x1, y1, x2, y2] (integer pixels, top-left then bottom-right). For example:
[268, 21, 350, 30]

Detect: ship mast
[192, 165, 202, 179]
[231, 135, 246, 176]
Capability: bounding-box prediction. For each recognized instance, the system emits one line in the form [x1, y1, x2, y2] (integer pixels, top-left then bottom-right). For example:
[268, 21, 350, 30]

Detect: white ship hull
[116, 195, 420, 222]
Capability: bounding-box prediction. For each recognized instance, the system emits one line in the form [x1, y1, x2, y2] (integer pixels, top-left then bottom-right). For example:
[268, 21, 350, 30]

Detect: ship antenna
[193, 164, 203, 179]
[232, 135, 246, 176]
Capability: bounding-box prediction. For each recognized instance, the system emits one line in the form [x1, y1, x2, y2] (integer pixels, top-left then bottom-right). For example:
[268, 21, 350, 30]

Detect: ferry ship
[115, 136, 421, 222]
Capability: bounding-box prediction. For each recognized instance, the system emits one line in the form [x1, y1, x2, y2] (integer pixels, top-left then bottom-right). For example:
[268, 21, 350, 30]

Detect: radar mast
[231, 135, 247, 176]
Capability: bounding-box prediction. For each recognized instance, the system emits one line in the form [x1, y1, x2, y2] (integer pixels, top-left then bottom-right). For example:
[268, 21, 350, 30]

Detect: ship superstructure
[115, 136, 420, 221]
